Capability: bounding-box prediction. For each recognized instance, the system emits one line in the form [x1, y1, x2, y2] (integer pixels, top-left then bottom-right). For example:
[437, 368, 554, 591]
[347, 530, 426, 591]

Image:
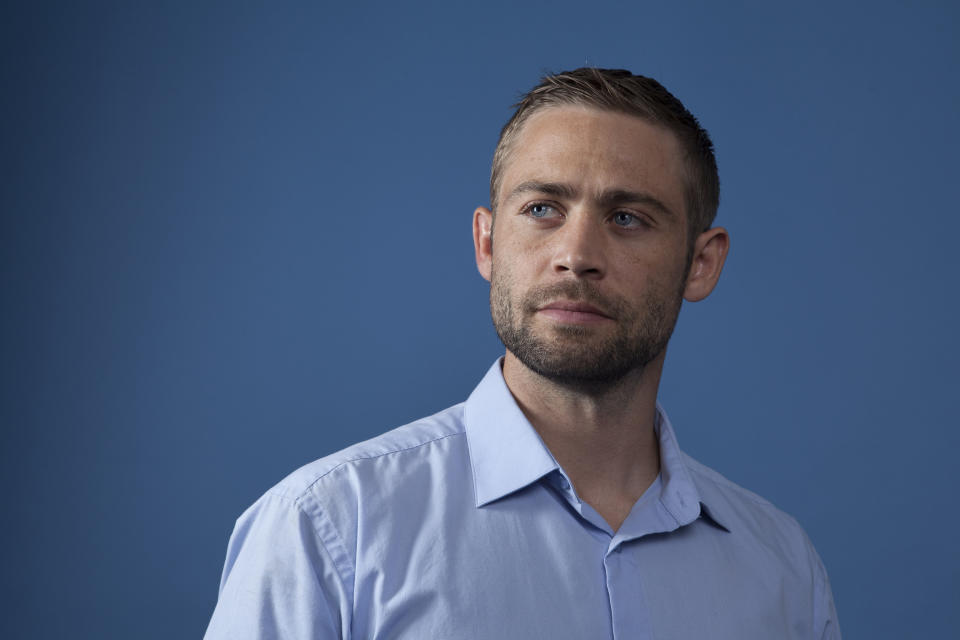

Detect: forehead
[501, 105, 687, 214]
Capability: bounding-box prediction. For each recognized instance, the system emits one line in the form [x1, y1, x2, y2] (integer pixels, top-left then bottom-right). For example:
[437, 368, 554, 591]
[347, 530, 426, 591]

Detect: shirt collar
[464, 359, 559, 507]
[654, 404, 729, 532]
[463, 358, 730, 532]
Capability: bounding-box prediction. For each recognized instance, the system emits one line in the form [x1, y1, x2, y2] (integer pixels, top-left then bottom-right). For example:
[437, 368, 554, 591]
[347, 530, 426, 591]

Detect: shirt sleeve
[809, 538, 841, 640]
[203, 491, 352, 640]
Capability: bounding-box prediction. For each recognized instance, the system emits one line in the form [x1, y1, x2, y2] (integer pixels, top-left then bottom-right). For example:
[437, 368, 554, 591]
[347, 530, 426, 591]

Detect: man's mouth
[537, 300, 613, 324]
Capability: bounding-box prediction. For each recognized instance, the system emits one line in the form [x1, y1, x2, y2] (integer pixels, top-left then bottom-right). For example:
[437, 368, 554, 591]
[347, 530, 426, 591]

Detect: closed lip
[538, 300, 612, 319]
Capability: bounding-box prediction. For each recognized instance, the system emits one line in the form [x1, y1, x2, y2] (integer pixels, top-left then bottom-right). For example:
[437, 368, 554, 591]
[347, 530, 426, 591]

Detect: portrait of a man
[203, 68, 840, 639]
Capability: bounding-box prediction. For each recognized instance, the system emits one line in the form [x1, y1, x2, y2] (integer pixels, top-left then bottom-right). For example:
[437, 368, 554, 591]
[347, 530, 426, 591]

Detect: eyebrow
[504, 180, 676, 219]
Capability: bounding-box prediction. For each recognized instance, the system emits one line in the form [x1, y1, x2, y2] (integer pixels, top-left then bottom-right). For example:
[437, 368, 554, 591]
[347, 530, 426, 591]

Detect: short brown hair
[490, 68, 720, 240]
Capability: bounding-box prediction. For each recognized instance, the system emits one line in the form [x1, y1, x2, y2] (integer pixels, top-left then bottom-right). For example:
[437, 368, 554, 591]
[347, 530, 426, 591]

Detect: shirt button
[559, 477, 570, 490]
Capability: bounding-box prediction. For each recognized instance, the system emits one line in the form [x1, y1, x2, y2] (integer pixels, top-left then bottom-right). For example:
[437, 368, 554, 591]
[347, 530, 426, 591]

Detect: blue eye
[613, 212, 645, 228]
[529, 204, 554, 218]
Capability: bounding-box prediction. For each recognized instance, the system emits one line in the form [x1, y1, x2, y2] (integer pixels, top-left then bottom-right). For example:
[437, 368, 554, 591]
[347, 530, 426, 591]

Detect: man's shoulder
[681, 451, 817, 563]
[266, 401, 469, 505]
[682, 451, 783, 511]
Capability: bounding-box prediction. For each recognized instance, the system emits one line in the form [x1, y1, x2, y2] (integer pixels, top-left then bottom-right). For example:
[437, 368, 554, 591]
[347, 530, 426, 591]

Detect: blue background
[2, 1, 957, 637]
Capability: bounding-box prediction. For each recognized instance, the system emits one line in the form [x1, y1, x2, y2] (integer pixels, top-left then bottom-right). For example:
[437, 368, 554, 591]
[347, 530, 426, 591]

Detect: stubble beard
[490, 268, 685, 391]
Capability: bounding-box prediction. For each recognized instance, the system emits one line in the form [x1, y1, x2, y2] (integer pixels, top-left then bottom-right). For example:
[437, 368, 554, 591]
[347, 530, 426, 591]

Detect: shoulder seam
[297, 430, 464, 500]
[292, 493, 356, 621]
[244, 491, 357, 622]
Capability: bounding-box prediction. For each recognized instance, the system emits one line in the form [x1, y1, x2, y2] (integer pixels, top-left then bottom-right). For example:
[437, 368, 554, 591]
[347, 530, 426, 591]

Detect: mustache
[522, 281, 624, 319]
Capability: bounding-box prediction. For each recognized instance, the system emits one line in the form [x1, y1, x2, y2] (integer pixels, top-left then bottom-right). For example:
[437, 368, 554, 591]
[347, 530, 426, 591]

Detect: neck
[501, 350, 664, 531]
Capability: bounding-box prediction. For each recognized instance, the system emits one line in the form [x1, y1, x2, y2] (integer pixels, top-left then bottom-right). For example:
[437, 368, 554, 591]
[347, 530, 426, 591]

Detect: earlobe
[473, 207, 494, 282]
[683, 227, 730, 302]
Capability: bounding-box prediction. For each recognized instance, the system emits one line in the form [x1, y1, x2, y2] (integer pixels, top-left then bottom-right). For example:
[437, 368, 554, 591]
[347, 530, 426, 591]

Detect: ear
[683, 226, 730, 302]
[473, 206, 493, 283]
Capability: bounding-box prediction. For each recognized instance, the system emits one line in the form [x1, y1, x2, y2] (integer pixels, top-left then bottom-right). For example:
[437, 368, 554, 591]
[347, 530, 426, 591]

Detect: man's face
[481, 105, 693, 387]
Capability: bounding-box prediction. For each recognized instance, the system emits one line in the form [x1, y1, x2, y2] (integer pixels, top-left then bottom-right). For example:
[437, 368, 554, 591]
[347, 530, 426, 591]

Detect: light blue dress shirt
[205, 359, 840, 639]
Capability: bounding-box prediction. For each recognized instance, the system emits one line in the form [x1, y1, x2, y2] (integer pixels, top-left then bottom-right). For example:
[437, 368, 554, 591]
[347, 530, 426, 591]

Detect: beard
[490, 268, 685, 390]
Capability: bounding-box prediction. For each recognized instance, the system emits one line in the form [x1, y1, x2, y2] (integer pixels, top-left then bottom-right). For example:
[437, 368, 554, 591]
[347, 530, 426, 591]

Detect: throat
[574, 469, 660, 533]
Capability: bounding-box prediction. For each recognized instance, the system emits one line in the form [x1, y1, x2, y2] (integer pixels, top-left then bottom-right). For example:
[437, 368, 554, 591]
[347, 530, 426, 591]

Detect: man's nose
[550, 213, 606, 279]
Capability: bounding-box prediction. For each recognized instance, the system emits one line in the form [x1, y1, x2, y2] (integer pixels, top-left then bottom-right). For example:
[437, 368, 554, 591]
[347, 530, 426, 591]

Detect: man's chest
[344, 493, 814, 640]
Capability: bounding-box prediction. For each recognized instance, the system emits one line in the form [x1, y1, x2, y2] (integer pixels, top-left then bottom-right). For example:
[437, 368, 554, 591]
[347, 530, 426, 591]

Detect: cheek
[490, 256, 540, 320]
[620, 257, 688, 306]
[489, 258, 514, 302]
[624, 241, 689, 281]
[492, 243, 539, 287]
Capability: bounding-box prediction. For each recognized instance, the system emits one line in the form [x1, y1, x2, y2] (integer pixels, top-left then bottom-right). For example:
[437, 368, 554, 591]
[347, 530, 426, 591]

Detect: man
[205, 68, 840, 639]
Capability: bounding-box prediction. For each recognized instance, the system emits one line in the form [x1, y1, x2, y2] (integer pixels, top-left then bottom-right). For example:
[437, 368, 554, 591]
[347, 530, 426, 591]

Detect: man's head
[473, 68, 729, 390]
[490, 68, 720, 246]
